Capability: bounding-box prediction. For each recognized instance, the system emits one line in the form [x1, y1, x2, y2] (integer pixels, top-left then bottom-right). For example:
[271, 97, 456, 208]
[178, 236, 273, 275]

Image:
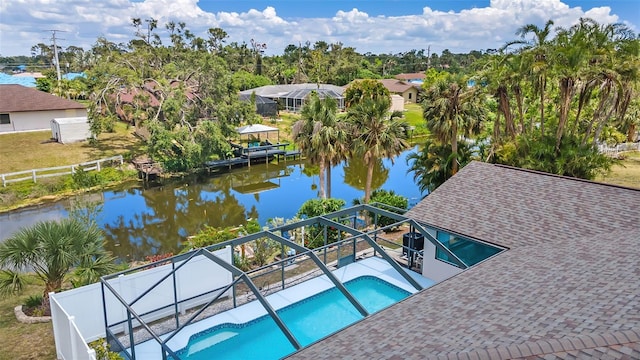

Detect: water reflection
[0, 147, 423, 261]
[343, 157, 389, 193]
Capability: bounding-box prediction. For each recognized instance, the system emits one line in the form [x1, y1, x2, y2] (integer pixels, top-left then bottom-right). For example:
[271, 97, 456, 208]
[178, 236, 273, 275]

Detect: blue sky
[0, 0, 638, 57]
[198, 0, 639, 26]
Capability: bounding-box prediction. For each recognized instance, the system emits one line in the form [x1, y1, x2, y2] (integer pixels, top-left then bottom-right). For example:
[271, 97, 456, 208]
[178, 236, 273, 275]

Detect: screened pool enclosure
[95, 203, 504, 360]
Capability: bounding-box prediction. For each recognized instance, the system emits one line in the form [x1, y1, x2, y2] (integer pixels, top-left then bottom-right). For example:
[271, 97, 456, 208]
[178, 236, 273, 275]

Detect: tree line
[2, 17, 637, 189]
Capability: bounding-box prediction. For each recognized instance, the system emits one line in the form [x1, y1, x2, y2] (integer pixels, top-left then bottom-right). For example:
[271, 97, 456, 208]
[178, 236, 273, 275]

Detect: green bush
[24, 294, 43, 308]
[368, 189, 408, 231]
[297, 198, 346, 248]
[88, 339, 124, 360]
[72, 167, 100, 189]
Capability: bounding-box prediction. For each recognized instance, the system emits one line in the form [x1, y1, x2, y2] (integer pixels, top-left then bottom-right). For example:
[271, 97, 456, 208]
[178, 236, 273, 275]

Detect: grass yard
[597, 151, 640, 189]
[0, 280, 56, 360]
[0, 122, 143, 174]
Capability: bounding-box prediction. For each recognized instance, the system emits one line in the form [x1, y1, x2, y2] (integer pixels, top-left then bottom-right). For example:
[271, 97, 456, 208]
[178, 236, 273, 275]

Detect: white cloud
[0, 0, 633, 57]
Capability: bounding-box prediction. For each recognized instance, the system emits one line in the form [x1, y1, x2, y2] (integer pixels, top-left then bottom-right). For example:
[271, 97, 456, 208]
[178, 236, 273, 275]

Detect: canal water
[0, 147, 424, 261]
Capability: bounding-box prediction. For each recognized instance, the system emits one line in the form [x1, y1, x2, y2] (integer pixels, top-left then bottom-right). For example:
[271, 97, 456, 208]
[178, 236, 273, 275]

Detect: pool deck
[132, 257, 434, 359]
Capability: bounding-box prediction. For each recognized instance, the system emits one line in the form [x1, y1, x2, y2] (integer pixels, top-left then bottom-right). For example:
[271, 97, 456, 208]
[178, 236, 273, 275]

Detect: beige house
[378, 79, 420, 103]
[0, 84, 87, 133]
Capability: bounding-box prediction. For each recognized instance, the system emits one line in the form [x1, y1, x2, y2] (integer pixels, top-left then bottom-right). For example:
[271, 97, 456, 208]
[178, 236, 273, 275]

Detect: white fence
[50, 246, 232, 358]
[50, 294, 97, 360]
[1, 155, 124, 187]
[598, 142, 640, 157]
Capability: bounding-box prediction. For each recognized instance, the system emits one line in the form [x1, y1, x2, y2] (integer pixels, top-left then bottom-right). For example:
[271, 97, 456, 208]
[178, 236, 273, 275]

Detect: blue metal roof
[0, 73, 36, 87]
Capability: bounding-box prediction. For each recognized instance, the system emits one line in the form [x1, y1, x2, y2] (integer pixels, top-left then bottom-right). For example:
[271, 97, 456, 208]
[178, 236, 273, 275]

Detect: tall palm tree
[515, 20, 555, 135]
[552, 23, 588, 152]
[348, 96, 409, 203]
[422, 74, 484, 174]
[0, 218, 116, 308]
[292, 92, 348, 198]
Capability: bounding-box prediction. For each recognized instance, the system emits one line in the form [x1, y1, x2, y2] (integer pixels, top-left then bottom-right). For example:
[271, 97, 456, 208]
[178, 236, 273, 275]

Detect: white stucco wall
[402, 88, 419, 103]
[418, 226, 464, 282]
[421, 240, 464, 282]
[0, 109, 87, 133]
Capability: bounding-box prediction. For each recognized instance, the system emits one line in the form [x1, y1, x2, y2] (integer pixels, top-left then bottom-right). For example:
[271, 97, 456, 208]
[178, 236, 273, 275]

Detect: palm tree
[292, 92, 348, 198]
[407, 139, 473, 194]
[348, 96, 409, 203]
[422, 74, 484, 174]
[0, 218, 116, 308]
[515, 20, 555, 135]
[552, 23, 588, 152]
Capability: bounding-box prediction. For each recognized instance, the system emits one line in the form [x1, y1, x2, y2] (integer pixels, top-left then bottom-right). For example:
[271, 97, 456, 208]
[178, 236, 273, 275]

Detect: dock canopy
[236, 124, 280, 143]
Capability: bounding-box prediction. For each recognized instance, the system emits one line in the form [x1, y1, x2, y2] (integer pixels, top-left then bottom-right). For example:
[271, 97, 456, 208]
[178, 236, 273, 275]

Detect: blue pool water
[174, 276, 411, 360]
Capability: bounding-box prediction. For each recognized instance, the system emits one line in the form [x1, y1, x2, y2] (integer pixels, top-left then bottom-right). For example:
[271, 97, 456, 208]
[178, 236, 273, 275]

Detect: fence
[50, 294, 97, 360]
[1, 155, 124, 187]
[49, 246, 232, 358]
[598, 142, 640, 157]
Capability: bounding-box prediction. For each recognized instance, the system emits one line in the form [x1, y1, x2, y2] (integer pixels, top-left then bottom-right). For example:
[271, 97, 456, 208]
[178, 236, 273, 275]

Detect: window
[408, 93, 412, 100]
[435, 230, 503, 267]
[0, 114, 9, 125]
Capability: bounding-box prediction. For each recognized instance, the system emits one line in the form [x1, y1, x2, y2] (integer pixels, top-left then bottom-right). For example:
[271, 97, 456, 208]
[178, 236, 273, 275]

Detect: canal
[0, 147, 424, 261]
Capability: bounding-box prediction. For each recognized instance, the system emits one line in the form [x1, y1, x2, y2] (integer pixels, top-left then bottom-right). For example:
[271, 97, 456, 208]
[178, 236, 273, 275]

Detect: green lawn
[0, 122, 142, 174]
[0, 279, 56, 360]
[597, 151, 640, 189]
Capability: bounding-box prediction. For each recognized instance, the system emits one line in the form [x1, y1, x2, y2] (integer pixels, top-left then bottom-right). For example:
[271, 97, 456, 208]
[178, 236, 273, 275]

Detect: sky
[0, 0, 638, 58]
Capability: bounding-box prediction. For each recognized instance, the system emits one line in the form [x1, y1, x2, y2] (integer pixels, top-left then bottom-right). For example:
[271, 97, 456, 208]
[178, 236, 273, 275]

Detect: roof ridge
[487, 162, 640, 192]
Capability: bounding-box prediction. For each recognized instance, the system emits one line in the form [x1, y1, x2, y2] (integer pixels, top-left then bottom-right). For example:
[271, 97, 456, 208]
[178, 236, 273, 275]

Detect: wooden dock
[204, 143, 302, 171]
[133, 158, 163, 181]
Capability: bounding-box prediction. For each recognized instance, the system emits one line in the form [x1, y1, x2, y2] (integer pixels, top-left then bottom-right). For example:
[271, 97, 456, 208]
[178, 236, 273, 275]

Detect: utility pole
[426, 45, 431, 71]
[45, 30, 65, 87]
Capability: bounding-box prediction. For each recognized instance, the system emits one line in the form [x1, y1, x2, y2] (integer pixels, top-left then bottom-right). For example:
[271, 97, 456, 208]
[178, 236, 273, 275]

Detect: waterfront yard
[0, 122, 142, 174]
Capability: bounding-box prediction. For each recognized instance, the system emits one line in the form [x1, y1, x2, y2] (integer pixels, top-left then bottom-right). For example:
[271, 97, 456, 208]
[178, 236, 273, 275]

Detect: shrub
[368, 189, 408, 231]
[88, 339, 124, 360]
[24, 294, 43, 308]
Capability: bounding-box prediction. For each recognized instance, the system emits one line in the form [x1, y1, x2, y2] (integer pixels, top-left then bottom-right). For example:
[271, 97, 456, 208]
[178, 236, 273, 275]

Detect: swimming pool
[174, 276, 411, 360]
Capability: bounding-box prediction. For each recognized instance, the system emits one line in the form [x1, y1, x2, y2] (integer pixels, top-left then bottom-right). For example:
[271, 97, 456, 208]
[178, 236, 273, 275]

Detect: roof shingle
[0, 84, 86, 113]
[289, 162, 640, 360]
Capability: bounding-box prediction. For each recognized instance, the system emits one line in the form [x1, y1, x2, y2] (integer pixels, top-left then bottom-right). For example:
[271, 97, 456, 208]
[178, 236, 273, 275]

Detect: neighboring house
[395, 72, 426, 85]
[240, 83, 345, 112]
[292, 161, 640, 359]
[378, 79, 421, 103]
[239, 93, 278, 117]
[0, 84, 87, 133]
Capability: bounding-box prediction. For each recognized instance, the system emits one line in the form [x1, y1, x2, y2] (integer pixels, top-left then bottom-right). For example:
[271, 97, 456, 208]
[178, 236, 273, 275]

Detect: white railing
[598, 142, 640, 157]
[50, 293, 97, 360]
[0, 155, 124, 187]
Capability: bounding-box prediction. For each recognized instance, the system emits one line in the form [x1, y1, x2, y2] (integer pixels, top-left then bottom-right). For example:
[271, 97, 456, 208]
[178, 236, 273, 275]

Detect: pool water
[174, 276, 411, 360]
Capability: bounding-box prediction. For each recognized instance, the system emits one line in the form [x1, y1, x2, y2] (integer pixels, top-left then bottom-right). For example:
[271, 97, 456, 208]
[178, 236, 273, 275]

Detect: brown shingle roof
[378, 78, 419, 93]
[289, 161, 640, 360]
[395, 72, 426, 80]
[0, 84, 86, 113]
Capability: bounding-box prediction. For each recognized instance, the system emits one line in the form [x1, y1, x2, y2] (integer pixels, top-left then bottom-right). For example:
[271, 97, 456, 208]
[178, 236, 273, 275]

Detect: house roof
[378, 78, 419, 94]
[239, 83, 345, 98]
[395, 72, 426, 80]
[0, 73, 37, 87]
[0, 84, 86, 112]
[239, 93, 277, 104]
[289, 161, 640, 359]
